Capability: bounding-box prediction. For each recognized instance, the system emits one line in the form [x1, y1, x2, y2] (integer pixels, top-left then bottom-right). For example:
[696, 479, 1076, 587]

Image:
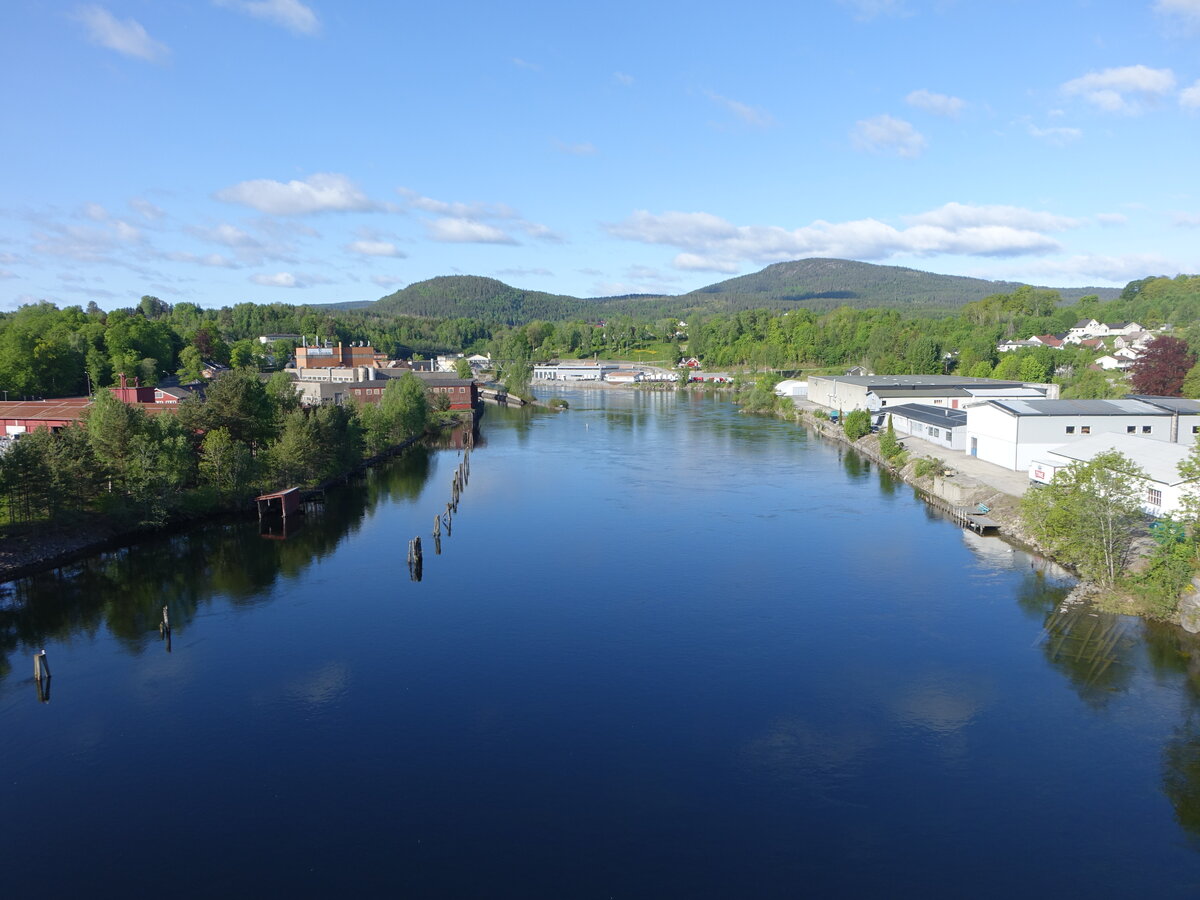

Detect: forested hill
[373, 261, 1124, 324]
[682, 258, 1121, 312]
[375, 276, 600, 325]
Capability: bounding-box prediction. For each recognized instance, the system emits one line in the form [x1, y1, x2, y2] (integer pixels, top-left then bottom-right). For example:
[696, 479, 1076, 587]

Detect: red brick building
[295, 342, 388, 370]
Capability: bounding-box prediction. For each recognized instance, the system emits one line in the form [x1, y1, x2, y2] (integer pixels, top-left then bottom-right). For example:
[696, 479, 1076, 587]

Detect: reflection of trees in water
[1034, 606, 1137, 707]
[840, 448, 868, 479]
[1013, 570, 1068, 622]
[1149, 624, 1200, 844]
[0, 445, 438, 685]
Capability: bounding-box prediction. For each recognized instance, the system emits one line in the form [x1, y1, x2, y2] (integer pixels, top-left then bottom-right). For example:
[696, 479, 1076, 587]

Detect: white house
[965, 398, 1181, 471]
[1029, 433, 1197, 518]
[1094, 355, 1131, 371]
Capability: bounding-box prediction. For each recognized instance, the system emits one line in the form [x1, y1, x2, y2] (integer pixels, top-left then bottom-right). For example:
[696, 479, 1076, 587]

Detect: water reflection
[0, 443, 439, 685]
[1035, 606, 1136, 706]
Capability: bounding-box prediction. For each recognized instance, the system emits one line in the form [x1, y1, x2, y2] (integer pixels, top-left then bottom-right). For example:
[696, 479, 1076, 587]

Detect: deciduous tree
[1130, 336, 1196, 397]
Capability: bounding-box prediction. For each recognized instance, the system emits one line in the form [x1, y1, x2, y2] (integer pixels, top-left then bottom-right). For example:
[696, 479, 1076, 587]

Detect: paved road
[896, 434, 1032, 497]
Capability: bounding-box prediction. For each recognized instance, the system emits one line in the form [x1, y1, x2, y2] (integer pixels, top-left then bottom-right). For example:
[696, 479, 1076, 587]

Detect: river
[2, 389, 1200, 897]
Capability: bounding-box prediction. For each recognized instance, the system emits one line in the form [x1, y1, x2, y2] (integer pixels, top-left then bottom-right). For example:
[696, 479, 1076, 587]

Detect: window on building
[1194, 425, 1200, 434]
[1143, 426, 1152, 434]
[1081, 426, 1091, 434]
[1065, 426, 1075, 434]
[1148, 488, 1163, 507]
[1127, 425, 1136, 434]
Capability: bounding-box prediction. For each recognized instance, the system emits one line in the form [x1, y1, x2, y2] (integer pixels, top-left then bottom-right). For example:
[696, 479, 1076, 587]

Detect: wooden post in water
[433, 515, 441, 537]
[159, 605, 170, 639]
[33, 650, 50, 682]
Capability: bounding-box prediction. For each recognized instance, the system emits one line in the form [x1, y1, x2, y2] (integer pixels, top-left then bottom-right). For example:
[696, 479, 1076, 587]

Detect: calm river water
[3, 389, 1200, 897]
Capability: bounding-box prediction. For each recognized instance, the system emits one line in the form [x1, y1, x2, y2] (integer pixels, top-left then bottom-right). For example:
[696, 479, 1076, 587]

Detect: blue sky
[2, 0, 1199, 309]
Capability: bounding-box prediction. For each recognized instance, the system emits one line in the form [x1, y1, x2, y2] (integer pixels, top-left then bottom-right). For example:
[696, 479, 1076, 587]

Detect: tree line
[0, 370, 435, 530]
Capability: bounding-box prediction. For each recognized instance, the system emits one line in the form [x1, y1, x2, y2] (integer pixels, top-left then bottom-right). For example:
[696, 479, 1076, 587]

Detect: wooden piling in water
[433, 515, 441, 537]
[34, 650, 50, 681]
[159, 605, 170, 639]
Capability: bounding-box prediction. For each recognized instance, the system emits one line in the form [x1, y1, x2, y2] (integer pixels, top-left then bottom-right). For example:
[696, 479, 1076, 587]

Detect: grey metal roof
[988, 398, 1170, 417]
[883, 403, 967, 428]
[1046, 433, 1195, 485]
[818, 375, 1027, 389]
[871, 386, 971, 398]
[1128, 395, 1200, 414]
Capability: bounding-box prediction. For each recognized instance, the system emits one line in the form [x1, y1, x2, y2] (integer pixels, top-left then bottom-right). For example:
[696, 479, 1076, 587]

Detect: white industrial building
[533, 362, 619, 381]
[964, 398, 1200, 471]
[882, 404, 967, 451]
[805, 374, 1056, 413]
[1029, 433, 1197, 518]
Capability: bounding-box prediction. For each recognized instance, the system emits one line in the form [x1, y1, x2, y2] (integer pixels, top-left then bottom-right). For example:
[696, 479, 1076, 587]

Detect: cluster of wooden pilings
[409, 431, 473, 582]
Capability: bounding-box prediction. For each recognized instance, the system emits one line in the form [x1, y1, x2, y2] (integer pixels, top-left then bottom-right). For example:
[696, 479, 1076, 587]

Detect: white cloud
[512, 58, 541, 71]
[1061, 65, 1176, 114]
[672, 253, 741, 273]
[427, 218, 518, 244]
[31, 220, 144, 261]
[905, 89, 965, 118]
[614, 72, 634, 87]
[851, 114, 926, 157]
[706, 91, 774, 127]
[1156, 0, 1200, 25]
[904, 202, 1081, 232]
[346, 240, 404, 257]
[1017, 253, 1181, 284]
[250, 271, 331, 288]
[74, 5, 169, 62]
[129, 198, 166, 220]
[186, 222, 263, 248]
[0, 269, 16, 279]
[839, 0, 908, 21]
[554, 140, 598, 156]
[1181, 79, 1200, 110]
[1026, 122, 1083, 146]
[605, 205, 1068, 272]
[251, 272, 300, 287]
[166, 251, 239, 268]
[371, 274, 405, 288]
[216, 173, 376, 215]
[83, 203, 109, 221]
[1094, 212, 1128, 226]
[1173, 212, 1200, 227]
[214, 0, 320, 36]
[398, 188, 561, 244]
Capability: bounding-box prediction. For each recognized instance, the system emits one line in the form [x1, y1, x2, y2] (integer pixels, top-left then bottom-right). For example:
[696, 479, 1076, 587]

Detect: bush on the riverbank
[843, 409, 871, 440]
[1020, 451, 1147, 587]
[548, 397, 569, 409]
[913, 456, 941, 479]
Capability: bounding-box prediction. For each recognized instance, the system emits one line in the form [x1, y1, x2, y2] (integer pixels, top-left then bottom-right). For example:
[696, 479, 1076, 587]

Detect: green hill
[371, 260, 1124, 324]
[375, 275, 595, 324]
[681, 258, 1120, 312]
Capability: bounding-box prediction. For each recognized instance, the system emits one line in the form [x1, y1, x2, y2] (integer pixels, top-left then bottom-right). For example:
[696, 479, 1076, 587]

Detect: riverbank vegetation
[1019, 446, 1200, 619]
[0, 370, 438, 531]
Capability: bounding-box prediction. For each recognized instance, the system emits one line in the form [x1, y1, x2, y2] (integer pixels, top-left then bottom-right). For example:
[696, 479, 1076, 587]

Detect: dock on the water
[951, 507, 1000, 534]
